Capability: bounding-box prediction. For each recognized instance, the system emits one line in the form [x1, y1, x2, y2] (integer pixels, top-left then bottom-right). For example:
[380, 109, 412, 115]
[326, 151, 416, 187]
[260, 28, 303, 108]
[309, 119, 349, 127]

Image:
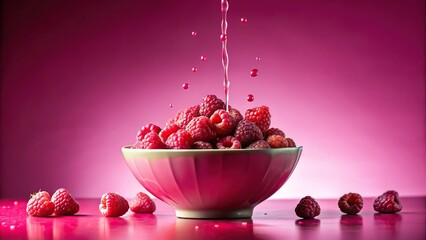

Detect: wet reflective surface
[0, 197, 424, 239]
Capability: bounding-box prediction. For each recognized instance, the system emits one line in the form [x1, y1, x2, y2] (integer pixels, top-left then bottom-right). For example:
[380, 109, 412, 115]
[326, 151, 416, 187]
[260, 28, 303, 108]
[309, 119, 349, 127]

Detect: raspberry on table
[286, 138, 296, 147]
[175, 105, 200, 128]
[136, 123, 161, 141]
[192, 141, 213, 149]
[373, 190, 402, 213]
[99, 192, 129, 217]
[338, 192, 363, 215]
[295, 196, 321, 219]
[139, 132, 166, 149]
[216, 136, 241, 149]
[210, 109, 234, 136]
[165, 129, 193, 149]
[199, 95, 226, 117]
[247, 140, 270, 149]
[130, 192, 156, 214]
[266, 135, 288, 148]
[51, 188, 80, 216]
[234, 120, 263, 147]
[263, 128, 286, 139]
[186, 116, 217, 142]
[26, 191, 55, 217]
[245, 106, 271, 132]
[159, 123, 181, 143]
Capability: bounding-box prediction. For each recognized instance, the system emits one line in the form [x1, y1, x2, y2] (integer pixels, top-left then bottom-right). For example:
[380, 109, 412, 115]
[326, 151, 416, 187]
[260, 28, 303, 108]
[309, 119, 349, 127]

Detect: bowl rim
[122, 145, 303, 153]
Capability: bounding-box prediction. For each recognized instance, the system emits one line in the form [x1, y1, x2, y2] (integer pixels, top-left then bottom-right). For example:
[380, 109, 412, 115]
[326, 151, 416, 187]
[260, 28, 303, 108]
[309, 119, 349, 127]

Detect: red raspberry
[51, 188, 80, 216]
[234, 120, 263, 147]
[99, 192, 129, 217]
[186, 116, 216, 142]
[210, 109, 234, 136]
[264, 128, 286, 139]
[26, 191, 55, 217]
[130, 192, 156, 214]
[373, 190, 402, 213]
[159, 123, 180, 142]
[216, 136, 241, 149]
[139, 132, 166, 149]
[247, 140, 270, 149]
[199, 95, 226, 117]
[175, 105, 200, 128]
[338, 192, 363, 215]
[295, 196, 321, 219]
[165, 129, 193, 149]
[192, 141, 213, 149]
[286, 138, 296, 147]
[136, 123, 161, 141]
[266, 135, 288, 148]
[228, 106, 243, 128]
[245, 106, 271, 132]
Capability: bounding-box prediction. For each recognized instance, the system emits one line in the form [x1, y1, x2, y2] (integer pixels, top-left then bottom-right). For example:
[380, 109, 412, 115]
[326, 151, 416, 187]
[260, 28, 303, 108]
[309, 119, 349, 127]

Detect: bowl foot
[175, 208, 253, 219]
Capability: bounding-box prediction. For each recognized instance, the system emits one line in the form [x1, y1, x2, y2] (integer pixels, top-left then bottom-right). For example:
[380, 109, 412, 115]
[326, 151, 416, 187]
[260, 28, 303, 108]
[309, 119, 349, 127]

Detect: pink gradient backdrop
[1, 0, 425, 199]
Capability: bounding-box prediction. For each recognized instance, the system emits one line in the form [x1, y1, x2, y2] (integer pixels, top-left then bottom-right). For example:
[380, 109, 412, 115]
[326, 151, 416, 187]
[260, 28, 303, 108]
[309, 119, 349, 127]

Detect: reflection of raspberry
[159, 123, 180, 142]
[266, 135, 288, 148]
[216, 136, 241, 149]
[165, 129, 193, 149]
[264, 128, 285, 139]
[234, 120, 263, 147]
[136, 123, 161, 141]
[138, 132, 166, 149]
[186, 116, 216, 142]
[286, 138, 296, 147]
[175, 105, 200, 128]
[373, 190, 402, 213]
[295, 196, 321, 219]
[245, 106, 271, 132]
[199, 95, 226, 117]
[247, 140, 270, 149]
[192, 141, 213, 149]
[338, 193, 363, 215]
[210, 109, 234, 136]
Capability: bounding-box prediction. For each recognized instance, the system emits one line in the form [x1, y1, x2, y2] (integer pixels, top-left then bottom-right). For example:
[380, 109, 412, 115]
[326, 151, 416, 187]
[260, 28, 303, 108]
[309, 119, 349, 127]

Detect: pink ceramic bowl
[122, 146, 303, 219]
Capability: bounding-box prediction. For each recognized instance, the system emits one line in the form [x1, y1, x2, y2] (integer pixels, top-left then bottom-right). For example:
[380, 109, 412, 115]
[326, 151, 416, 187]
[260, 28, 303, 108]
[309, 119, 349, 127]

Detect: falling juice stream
[221, 0, 230, 111]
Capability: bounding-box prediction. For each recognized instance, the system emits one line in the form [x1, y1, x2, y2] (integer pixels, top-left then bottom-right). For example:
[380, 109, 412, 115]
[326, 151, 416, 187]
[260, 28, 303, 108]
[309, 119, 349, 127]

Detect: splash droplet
[200, 55, 206, 61]
[240, 18, 248, 23]
[192, 31, 197, 36]
[250, 69, 258, 77]
[192, 67, 197, 72]
[220, 34, 227, 41]
[255, 57, 261, 61]
[195, 226, 199, 230]
[10, 225, 15, 230]
[247, 94, 254, 102]
[169, 104, 173, 108]
[214, 224, 219, 228]
[13, 201, 18, 206]
[182, 83, 189, 89]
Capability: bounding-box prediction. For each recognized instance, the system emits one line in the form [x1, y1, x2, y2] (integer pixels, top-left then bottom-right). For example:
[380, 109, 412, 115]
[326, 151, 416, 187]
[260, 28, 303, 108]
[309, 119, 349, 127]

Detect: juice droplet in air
[192, 67, 197, 72]
[247, 94, 254, 102]
[220, 34, 228, 41]
[169, 104, 173, 108]
[192, 31, 197, 36]
[255, 57, 261, 61]
[182, 83, 189, 89]
[241, 18, 248, 23]
[201, 55, 206, 61]
[250, 69, 258, 77]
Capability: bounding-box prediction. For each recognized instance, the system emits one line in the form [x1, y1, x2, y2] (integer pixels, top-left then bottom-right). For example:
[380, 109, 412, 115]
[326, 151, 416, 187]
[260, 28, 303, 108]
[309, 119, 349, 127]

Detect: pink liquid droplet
[169, 104, 173, 108]
[192, 31, 197, 36]
[247, 94, 254, 102]
[255, 57, 261, 61]
[13, 201, 18, 206]
[201, 55, 206, 61]
[220, 34, 228, 41]
[182, 83, 189, 89]
[250, 69, 258, 77]
[10, 225, 15, 230]
[241, 18, 248, 23]
[192, 67, 197, 72]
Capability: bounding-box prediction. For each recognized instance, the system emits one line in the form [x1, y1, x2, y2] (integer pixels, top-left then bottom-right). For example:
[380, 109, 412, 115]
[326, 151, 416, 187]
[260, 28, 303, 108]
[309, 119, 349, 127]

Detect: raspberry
[286, 138, 296, 147]
[263, 128, 286, 139]
[338, 192, 363, 215]
[247, 140, 270, 149]
[186, 116, 216, 142]
[234, 120, 263, 147]
[165, 129, 193, 149]
[51, 188, 80, 216]
[373, 190, 402, 213]
[192, 141, 213, 149]
[199, 95, 226, 117]
[26, 190, 55, 217]
[139, 132, 166, 149]
[245, 106, 271, 132]
[175, 105, 200, 128]
[130, 192, 156, 214]
[295, 196, 321, 219]
[159, 123, 180, 142]
[136, 123, 161, 141]
[228, 107, 243, 127]
[99, 192, 129, 217]
[210, 109, 234, 136]
[216, 136, 241, 149]
[266, 135, 288, 148]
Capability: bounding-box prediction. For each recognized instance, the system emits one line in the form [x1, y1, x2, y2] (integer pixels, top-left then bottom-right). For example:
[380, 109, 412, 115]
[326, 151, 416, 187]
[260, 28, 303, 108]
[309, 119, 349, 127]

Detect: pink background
[1, 0, 425, 199]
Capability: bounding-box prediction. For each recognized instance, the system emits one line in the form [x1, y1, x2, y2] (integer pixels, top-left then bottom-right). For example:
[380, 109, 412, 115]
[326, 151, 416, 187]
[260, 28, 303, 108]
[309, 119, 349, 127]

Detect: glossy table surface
[0, 197, 424, 240]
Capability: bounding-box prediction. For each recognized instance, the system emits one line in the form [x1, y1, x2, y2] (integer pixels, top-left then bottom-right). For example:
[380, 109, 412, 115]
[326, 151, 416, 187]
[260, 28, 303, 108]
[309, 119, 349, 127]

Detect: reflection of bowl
[122, 146, 302, 219]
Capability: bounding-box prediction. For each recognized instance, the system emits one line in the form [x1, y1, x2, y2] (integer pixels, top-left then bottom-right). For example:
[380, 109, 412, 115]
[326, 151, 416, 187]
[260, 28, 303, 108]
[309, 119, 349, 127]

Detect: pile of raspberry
[132, 95, 296, 149]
